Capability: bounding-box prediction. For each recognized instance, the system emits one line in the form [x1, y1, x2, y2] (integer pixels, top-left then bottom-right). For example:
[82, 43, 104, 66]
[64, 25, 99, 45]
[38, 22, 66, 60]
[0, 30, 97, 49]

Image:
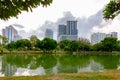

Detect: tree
[92, 43, 103, 51]
[103, 0, 120, 20]
[16, 39, 31, 50]
[0, 0, 53, 20]
[6, 41, 16, 51]
[1, 36, 8, 46]
[101, 37, 118, 52]
[30, 35, 39, 49]
[117, 40, 120, 51]
[59, 40, 72, 51]
[38, 38, 57, 52]
[78, 38, 91, 51]
[0, 35, 2, 46]
[69, 41, 79, 51]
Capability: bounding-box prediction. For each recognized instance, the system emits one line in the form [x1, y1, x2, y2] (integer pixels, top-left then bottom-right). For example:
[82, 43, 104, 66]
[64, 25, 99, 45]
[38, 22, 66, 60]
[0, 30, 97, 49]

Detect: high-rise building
[91, 32, 118, 44]
[2, 25, 21, 43]
[111, 32, 118, 38]
[57, 21, 78, 42]
[66, 21, 78, 35]
[58, 25, 66, 36]
[45, 29, 53, 39]
[106, 33, 112, 37]
[14, 34, 22, 42]
[91, 32, 106, 44]
[106, 32, 118, 38]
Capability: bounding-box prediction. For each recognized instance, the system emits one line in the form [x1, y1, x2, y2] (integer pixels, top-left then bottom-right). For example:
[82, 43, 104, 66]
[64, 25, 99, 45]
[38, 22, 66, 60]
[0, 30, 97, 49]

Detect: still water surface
[0, 54, 120, 76]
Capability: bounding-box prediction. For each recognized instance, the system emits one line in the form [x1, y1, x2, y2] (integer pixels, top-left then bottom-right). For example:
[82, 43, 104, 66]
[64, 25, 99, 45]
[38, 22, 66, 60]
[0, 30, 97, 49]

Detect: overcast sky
[0, 0, 120, 39]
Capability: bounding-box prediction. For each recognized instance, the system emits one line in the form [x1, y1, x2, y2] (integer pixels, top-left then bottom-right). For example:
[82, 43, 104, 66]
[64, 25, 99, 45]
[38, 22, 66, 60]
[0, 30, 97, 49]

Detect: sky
[0, 0, 120, 40]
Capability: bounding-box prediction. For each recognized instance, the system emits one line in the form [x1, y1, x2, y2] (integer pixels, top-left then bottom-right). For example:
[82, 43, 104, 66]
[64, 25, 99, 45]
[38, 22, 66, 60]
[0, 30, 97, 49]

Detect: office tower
[106, 34, 112, 37]
[58, 25, 66, 36]
[91, 32, 106, 44]
[45, 29, 53, 39]
[91, 32, 118, 44]
[14, 34, 22, 42]
[111, 32, 118, 38]
[106, 32, 118, 38]
[66, 21, 78, 35]
[57, 21, 78, 42]
[2, 25, 21, 43]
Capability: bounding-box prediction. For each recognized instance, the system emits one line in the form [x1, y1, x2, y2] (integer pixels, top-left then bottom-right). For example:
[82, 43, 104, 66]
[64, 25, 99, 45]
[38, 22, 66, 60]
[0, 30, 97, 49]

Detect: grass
[0, 70, 120, 80]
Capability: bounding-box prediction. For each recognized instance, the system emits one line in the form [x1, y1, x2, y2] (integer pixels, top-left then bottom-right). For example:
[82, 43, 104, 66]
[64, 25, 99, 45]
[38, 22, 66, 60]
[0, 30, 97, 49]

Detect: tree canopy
[103, 0, 120, 20]
[0, 0, 53, 20]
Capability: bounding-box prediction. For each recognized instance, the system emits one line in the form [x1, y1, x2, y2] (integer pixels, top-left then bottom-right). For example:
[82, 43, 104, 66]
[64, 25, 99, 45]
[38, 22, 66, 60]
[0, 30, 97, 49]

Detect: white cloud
[92, 15, 120, 39]
[1, 0, 120, 40]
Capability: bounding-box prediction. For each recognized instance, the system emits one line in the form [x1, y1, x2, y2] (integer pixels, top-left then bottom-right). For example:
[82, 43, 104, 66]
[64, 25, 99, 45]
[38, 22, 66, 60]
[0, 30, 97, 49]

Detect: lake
[0, 54, 120, 76]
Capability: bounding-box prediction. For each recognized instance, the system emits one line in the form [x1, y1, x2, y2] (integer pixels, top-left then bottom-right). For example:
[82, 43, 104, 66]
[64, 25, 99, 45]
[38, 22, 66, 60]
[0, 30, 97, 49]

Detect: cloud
[13, 24, 24, 28]
[77, 10, 104, 39]
[25, 12, 76, 40]
[19, 9, 117, 40]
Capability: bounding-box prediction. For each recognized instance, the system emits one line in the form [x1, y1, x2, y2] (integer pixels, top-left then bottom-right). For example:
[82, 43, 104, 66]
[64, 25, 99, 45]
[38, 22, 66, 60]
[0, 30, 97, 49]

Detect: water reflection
[0, 54, 120, 76]
[92, 55, 120, 70]
[58, 54, 90, 73]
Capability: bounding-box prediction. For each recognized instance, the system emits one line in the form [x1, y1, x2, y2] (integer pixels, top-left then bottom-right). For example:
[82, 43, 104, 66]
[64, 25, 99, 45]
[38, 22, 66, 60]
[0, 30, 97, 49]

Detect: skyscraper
[45, 29, 53, 39]
[91, 32, 106, 44]
[66, 21, 77, 35]
[58, 25, 66, 36]
[111, 32, 118, 38]
[58, 21, 78, 42]
[2, 25, 21, 43]
[91, 32, 118, 44]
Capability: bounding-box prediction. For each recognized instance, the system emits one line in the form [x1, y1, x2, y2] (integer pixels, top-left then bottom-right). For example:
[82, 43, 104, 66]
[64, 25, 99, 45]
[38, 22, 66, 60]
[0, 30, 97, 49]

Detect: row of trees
[59, 37, 120, 52]
[93, 37, 120, 52]
[59, 38, 91, 51]
[5, 35, 57, 52]
[1, 35, 120, 52]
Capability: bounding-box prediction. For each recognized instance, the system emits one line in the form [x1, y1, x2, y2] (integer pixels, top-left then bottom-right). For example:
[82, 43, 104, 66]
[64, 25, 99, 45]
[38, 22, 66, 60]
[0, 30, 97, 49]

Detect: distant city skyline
[91, 32, 118, 44]
[0, 0, 120, 40]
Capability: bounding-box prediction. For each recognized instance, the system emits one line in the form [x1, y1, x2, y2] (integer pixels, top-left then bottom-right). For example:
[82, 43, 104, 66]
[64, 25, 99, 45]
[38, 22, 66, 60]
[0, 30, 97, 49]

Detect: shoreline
[1, 51, 120, 55]
[0, 70, 120, 80]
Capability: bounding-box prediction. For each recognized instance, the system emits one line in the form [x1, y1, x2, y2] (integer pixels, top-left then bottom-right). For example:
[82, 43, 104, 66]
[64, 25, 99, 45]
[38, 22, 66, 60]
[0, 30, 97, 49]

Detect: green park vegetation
[0, 35, 120, 54]
[0, 70, 120, 80]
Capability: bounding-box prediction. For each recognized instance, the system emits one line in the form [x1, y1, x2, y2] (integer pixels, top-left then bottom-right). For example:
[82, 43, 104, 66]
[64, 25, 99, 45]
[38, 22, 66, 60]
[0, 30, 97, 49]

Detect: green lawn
[0, 70, 120, 80]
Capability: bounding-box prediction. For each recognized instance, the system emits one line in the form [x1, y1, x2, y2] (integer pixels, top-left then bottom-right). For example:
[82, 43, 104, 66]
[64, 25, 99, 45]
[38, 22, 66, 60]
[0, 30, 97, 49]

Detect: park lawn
[0, 70, 120, 80]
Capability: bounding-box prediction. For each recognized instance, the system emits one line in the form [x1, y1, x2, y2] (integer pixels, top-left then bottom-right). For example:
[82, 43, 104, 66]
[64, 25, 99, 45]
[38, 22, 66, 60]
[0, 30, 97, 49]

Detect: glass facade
[45, 29, 53, 39]
[58, 21, 78, 42]
[91, 32, 118, 44]
[2, 25, 21, 43]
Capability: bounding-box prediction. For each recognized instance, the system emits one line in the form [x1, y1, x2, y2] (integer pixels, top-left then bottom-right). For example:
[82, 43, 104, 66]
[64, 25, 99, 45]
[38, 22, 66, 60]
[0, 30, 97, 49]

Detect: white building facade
[91, 32, 118, 44]
[91, 32, 106, 44]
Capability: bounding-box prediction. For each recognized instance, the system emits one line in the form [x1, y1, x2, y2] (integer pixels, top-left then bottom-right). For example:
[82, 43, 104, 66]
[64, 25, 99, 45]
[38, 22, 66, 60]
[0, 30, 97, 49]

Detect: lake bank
[0, 70, 120, 80]
[1, 50, 120, 55]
